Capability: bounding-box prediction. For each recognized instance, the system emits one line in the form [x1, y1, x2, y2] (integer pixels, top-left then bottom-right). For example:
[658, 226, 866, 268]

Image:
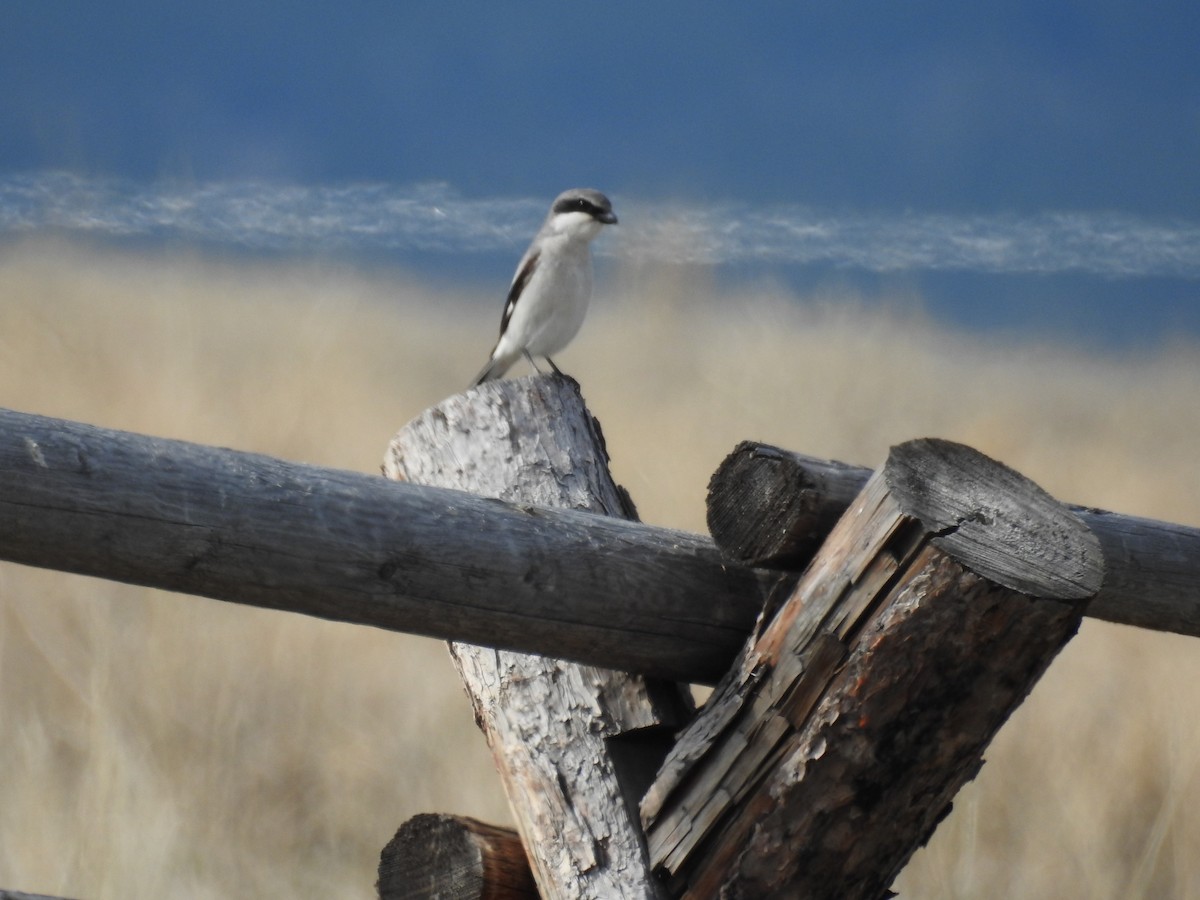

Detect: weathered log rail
[0, 405, 767, 684]
[2, 408, 1197, 675]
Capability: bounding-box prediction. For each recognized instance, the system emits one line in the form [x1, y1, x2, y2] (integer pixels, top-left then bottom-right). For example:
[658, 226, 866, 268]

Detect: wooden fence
[1, 376, 1198, 899]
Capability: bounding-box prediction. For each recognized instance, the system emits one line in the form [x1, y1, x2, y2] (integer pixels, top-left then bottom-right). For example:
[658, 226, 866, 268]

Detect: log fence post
[383, 374, 690, 899]
[642, 439, 1103, 898]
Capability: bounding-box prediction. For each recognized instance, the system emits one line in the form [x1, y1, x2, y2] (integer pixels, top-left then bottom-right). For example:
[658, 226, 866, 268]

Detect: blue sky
[3, 3, 1199, 344]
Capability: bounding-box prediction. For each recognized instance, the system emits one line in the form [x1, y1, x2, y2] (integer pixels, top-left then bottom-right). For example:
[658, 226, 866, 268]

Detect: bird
[471, 188, 618, 386]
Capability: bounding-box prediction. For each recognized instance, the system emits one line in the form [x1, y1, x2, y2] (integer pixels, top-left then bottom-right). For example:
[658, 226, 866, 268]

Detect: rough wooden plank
[385, 374, 690, 900]
[707, 440, 1200, 637]
[377, 815, 536, 900]
[644, 439, 1103, 899]
[0, 405, 767, 683]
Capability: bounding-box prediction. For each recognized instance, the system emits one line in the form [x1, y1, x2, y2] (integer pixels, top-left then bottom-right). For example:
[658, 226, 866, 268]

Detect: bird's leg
[545, 356, 563, 376]
[522, 350, 546, 374]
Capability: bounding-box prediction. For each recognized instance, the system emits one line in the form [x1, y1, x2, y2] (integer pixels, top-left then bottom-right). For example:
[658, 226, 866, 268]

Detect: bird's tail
[470, 351, 514, 387]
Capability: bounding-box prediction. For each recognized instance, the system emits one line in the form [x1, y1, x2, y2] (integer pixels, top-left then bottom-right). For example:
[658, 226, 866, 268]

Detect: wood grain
[377, 815, 537, 900]
[0, 405, 766, 683]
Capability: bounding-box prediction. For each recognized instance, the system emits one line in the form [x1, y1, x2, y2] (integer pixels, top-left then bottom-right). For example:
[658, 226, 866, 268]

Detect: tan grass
[1, 238, 1199, 898]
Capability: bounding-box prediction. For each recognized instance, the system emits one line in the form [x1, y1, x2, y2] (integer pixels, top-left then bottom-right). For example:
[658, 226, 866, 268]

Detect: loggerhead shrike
[471, 188, 618, 386]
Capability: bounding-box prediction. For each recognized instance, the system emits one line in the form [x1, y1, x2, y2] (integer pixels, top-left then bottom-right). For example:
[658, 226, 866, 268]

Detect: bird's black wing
[499, 250, 540, 337]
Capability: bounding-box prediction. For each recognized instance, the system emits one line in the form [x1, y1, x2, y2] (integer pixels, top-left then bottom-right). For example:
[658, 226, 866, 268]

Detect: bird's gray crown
[551, 188, 618, 225]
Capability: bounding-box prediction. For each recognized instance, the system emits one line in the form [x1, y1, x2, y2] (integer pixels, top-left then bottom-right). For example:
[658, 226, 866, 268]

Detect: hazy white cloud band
[2, 171, 1198, 279]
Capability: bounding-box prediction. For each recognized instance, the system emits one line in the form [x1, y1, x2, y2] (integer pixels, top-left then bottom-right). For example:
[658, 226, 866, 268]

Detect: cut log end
[706, 441, 868, 566]
[377, 814, 537, 900]
[885, 439, 1104, 601]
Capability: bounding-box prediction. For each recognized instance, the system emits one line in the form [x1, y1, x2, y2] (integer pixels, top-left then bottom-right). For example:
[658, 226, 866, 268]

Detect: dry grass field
[2, 237, 1199, 898]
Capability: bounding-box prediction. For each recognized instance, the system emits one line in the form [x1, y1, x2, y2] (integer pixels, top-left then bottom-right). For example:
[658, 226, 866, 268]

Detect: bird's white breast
[508, 236, 593, 357]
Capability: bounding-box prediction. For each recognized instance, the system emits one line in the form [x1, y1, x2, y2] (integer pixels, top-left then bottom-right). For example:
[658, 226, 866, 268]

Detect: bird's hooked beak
[597, 210, 618, 226]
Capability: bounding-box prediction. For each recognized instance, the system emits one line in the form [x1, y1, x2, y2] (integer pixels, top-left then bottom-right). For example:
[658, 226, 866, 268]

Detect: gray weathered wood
[0, 405, 767, 683]
[377, 815, 536, 900]
[644, 439, 1102, 899]
[385, 375, 688, 899]
[705, 441, 866, 566]
[708, 440, 1200, 637]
